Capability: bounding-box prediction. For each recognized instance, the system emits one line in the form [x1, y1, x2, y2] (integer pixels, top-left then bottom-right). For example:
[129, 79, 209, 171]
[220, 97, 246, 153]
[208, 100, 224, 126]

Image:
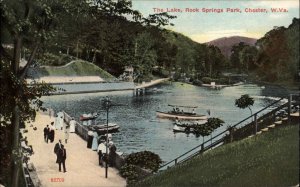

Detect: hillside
[207, 36, 257, 58]
[131, 125, 299, 187]
[163, 31, 199, 68]
[254, 18, 299, 84]
[27, 60, 115, 80]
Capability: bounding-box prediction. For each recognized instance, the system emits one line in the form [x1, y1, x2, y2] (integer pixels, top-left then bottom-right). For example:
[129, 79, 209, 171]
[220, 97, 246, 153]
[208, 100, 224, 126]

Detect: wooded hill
[207, 36, 257, 59]
[226, 18, 299, 85]
[255, 18, 299, 83]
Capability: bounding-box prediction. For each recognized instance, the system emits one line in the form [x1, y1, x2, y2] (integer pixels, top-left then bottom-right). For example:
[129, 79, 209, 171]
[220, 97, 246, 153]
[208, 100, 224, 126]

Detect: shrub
[201, 77, 217, 84]
[217, 77, 229, 85]
[120, 164, 139, 184]
[124, 151, 162, 172]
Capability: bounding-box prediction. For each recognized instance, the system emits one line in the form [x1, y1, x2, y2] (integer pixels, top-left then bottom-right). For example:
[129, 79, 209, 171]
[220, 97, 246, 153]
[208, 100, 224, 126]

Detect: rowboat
[80, 113, 99, 121]
[157, 111, 207, 120]
[173, 120, 207, 133]
[88, 123, 120, 134]
[173, 124, 196, 133]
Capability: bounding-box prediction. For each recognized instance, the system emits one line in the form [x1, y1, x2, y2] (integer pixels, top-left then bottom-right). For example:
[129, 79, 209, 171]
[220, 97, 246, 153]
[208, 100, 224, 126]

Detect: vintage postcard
[0, 0, 299, 186]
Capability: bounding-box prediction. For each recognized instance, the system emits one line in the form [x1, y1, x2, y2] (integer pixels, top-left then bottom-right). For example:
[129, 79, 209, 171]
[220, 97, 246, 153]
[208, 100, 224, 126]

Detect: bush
[124, 151, 162, 172]
[201, 77, 216, 84]
[192, 79, 203, 86]
[217, 77, 229, 85]
[120, 164, 139, 184]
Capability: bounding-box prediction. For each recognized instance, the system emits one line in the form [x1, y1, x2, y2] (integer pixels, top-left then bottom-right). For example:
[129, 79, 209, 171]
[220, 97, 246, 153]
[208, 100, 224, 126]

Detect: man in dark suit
[54, 140, 62, 154]
[56, 145, 67, 172]
[43, 125, 49, 143]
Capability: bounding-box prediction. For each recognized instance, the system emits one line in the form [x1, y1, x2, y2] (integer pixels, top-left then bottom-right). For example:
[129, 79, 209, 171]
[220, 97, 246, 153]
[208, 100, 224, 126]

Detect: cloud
[269, 13, 288, 19]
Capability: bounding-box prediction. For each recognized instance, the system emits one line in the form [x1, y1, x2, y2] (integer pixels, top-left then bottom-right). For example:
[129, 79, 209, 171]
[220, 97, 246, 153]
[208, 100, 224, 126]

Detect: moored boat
[80, 113, 99, 121]
[88, 123, 120, 134]
[173, 124, 196, 133]
[173, 120, 207, 133]
[157, 104, 207, 120]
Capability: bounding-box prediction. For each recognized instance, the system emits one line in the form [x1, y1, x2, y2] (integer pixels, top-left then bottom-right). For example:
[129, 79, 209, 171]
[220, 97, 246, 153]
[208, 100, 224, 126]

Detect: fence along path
[159, 94, 298, 170]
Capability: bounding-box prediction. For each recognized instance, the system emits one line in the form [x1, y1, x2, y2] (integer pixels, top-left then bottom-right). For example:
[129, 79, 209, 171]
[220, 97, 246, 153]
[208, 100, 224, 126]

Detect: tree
[230, 42, 249, 72]
[194, 117, 224, 137]
[239, 46, 258, 72]
[0, 0, 81, 186]
[1, 1, 177, 185]
[235, 94, 255, 117]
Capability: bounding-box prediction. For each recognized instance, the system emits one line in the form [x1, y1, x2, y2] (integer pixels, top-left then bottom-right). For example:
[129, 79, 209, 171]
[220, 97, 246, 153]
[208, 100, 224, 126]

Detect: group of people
[87, 131, 117, 167]
[43, 122, 55, 143]
[97, 134, 117, 168]
[49, 113, 77, 173]
[43, 113, 76, 145]
[54, 139, 67, 172]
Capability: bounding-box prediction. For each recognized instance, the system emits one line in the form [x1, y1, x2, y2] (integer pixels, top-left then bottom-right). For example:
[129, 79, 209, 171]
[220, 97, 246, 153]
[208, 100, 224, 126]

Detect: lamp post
[102, 96, 126, 179]
[104, 96, 110, 178]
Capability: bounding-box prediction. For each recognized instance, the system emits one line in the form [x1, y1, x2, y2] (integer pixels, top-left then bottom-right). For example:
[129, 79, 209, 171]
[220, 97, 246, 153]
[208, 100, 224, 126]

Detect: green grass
[131, 125, 299, 187]
[37, 60, 115, 79]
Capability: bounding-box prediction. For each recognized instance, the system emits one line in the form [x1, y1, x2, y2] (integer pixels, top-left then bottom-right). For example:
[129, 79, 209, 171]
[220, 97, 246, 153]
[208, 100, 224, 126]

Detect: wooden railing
[62, 111, 89, 141]
[62, 111, 126, 171]
[159, 96, 291, 170]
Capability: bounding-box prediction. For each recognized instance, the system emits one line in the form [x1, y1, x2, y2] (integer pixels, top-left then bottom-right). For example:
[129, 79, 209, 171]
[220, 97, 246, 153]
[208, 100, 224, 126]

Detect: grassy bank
[34, 60, 115, 79]
[131, 125, 299, 187]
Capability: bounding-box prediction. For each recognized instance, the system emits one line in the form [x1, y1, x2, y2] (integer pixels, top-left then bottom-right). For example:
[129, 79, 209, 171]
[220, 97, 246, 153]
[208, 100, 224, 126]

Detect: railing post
[200, 143, 204, 153]
[288, 94, 292, 124]
[254, 114, 258, 134]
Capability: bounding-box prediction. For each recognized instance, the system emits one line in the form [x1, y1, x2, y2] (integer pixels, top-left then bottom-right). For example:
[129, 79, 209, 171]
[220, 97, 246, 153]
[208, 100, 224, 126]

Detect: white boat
[88, 123, 120, 134]
[173, 124, 195, 133]
[173, 120, 207, 133]
[80, 113, 99, 121]
[157, 104, 207, 120]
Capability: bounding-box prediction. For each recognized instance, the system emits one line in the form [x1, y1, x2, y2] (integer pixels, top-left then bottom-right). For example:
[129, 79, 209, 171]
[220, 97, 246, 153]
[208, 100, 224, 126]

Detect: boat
[173, 120, 207, 133]
[175, 120, 207, 127]
[80, 113, 99, 121]
[88, 123, 120, 134]
[173, 124, 196, 133]
[156, 104, 207, 120]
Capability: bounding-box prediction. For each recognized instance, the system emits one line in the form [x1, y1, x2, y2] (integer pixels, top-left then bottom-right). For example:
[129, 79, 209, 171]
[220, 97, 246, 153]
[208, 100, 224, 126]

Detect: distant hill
[207, 36, 257, 59]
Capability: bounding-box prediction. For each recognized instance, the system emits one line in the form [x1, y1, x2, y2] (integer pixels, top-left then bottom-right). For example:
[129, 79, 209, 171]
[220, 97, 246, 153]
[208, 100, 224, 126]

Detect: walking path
[25, 112, 126, 187]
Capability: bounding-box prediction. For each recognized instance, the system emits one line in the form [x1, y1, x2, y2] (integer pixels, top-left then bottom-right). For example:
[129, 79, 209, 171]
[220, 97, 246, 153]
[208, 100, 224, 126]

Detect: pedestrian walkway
[25, 112, 126, 187]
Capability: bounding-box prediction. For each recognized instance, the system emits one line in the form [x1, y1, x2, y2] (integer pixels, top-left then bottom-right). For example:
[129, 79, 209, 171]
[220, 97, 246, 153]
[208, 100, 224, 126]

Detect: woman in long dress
[58, 113, 64, 130]
[91, 131, 99, 151]
[64, 127, 69, 144]
[69, 118, 76, 133]
[55, 114, 60, 130]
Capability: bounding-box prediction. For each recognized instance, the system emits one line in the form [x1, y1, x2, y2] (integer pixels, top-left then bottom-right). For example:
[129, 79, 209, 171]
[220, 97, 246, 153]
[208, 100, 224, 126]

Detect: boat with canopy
[156, 104, 207, 120]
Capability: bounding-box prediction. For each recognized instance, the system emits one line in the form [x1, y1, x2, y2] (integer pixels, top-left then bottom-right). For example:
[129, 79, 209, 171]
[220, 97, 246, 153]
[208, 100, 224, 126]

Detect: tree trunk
[12, 36, 22, 73]
[11, 106, 20, 187]
[248, 107, 253, 121]
[76, 40, 79, 58]
[92, 50, 96, 63]
[11, 36, 22, 187]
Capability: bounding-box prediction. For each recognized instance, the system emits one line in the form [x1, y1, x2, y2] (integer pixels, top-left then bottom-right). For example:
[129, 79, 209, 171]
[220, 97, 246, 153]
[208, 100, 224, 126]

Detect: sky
[132, 1, 299, 43]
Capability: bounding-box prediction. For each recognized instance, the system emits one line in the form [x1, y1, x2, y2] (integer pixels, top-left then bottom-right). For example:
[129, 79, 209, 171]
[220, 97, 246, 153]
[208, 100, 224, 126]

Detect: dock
[24, 112, 126, 187]
[135, 78, 170, 89]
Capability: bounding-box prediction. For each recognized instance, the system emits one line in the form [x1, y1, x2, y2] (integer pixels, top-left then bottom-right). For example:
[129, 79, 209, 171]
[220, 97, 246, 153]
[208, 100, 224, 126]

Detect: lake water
[41, 82, 288, 163]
